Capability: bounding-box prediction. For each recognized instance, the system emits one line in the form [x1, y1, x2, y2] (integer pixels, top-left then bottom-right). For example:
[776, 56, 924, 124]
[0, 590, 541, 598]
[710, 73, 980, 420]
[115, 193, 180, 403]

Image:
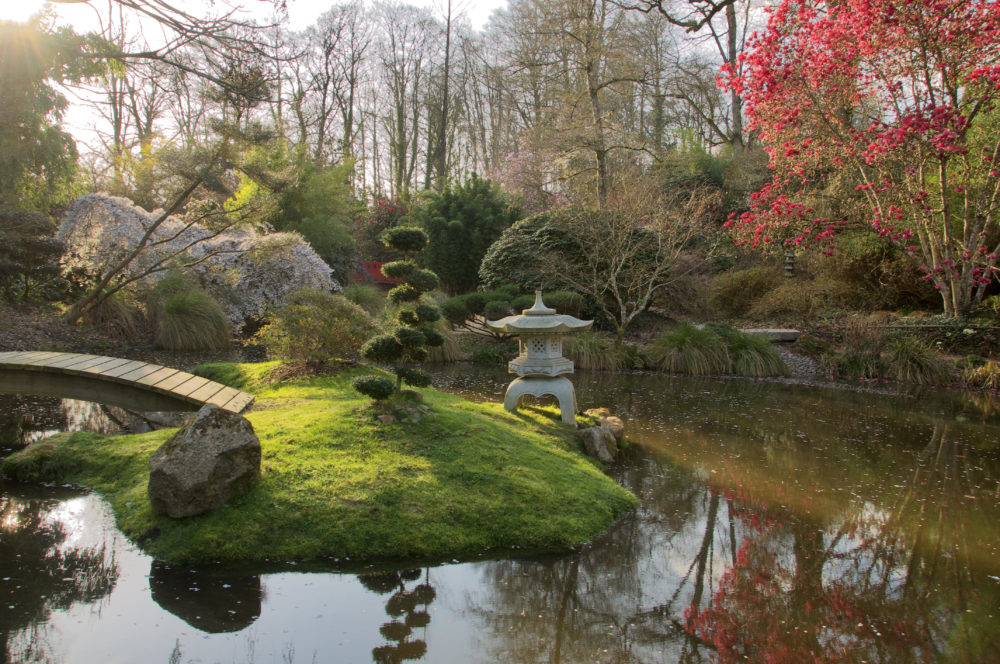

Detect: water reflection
[2, 369, 999, 662]
[1, 485, 119, 662]
[360, 568, 435, 663]
[149, 561, 262, 633]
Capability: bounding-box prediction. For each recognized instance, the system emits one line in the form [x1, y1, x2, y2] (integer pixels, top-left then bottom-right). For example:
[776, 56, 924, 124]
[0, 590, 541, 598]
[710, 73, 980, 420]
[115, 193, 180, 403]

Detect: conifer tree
[353, 227, 444, 400]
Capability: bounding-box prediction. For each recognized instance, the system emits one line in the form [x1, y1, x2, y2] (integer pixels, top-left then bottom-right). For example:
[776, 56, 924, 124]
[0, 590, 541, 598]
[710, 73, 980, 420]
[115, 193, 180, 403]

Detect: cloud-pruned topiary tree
[353, 227, 443, 400]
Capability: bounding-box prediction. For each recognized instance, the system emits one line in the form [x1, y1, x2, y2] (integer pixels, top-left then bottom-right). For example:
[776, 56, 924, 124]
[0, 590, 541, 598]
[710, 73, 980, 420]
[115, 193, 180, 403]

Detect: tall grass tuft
[425, 320, 464, 362]
[81, 292, 143, 339]
[963, 360, 1000, 391]
[342, 283, 386, 317]
[705, 324, 787, 377]
[644, 323, 729, 375]
[885, 336, 952, 385]
[153, 288, 231, 350]
[566, 331, 634, 371]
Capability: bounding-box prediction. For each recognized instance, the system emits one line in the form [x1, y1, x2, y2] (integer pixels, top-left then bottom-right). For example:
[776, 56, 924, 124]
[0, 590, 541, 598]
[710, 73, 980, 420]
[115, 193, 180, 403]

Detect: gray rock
[148, 404, 261, 518]
[579, 426, 618, 464]
[597, 415, 625, 441]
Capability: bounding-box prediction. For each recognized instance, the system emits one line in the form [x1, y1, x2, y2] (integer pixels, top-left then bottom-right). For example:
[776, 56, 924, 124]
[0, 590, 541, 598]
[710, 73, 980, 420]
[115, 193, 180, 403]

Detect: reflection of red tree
[686, 506, 934, 664]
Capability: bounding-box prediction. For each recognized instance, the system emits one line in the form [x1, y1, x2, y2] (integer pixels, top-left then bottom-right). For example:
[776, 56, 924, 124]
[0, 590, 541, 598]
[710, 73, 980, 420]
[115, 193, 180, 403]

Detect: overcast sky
[0, 0, 509, 32]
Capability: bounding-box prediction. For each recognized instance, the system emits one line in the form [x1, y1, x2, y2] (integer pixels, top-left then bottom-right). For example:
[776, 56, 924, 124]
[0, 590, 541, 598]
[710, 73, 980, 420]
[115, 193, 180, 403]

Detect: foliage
[424, 321, 463, 363]
[0, 18, 96, 214]
[341, 283, 385, 316]
[565, 331, 635, 372]
[709, 266, 780, 318]
[511, 290, 585, 318]
[472, 342, 519, 366]
[479, 178, 719, 339]
[253, 288, 375, 364]
[79, 291, 143, 340]
[0, 205, 64, 301]
[644, 323, 730, 375]
[352, 375, 396, 401]
[706, 324, 788, 378]
[885, 336, 952, 386]
[818, 319, 887, 381]
[357, 227, 442, 397]
[414, 174, 521, 293]
[1, 364, 637, 563]
[963, 360, 1000, 391]
[745, 278, 854, 324]
[439, 286, 521, 338]
[58, 194, 336, 330]
[149, 272, 230, 350]
[723, 0, 1000, 316]
[353, 195, 406, 261]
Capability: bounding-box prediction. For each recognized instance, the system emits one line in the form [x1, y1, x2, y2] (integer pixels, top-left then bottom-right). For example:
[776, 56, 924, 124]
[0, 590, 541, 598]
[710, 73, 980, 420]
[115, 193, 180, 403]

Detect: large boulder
[148, 405, 261, 518]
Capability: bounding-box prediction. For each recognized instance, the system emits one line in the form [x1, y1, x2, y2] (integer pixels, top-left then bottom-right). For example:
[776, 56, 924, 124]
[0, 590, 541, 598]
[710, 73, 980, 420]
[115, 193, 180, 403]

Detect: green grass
[2, 363, 636, 565]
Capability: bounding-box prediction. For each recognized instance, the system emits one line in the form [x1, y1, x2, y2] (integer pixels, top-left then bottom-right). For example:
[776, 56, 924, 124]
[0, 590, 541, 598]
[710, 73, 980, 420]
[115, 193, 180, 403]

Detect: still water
[2, 369, 999, 663]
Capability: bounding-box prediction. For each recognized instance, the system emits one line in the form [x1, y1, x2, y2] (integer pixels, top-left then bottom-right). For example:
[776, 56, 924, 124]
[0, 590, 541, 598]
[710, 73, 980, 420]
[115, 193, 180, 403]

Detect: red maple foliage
[723, 0, 1000, 316]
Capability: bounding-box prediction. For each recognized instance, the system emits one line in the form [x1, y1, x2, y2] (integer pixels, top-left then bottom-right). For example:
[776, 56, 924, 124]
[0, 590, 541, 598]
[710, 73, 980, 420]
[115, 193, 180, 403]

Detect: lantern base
[503, 376, 578, 427]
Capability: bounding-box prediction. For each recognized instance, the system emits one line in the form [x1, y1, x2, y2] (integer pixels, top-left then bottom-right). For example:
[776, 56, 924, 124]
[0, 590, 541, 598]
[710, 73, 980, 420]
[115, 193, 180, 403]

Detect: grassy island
[2, 362, 636, 564]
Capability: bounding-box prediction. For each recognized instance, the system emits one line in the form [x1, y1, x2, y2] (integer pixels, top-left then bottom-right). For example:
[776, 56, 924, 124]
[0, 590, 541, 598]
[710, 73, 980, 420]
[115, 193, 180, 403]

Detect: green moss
[2, 364, 636, 565]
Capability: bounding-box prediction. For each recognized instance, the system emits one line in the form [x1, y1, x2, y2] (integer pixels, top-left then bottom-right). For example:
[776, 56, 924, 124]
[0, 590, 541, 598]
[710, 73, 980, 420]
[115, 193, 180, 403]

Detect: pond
[2, 368, 999, 663]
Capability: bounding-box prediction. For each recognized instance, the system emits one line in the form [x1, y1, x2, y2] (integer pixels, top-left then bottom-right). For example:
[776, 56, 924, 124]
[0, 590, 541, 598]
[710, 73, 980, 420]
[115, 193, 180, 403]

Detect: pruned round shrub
[361, 334, 404, 364]
[397, 367, 431, 388]
[253, 289, 374, 363]
[395, 327, 426, 347]
[388, 283, 421, 304]
[406, 269, 440, 293]
[381, 227, 427, 254]
[440, 298, 469, 324]
[415, 303, 440, 323]
[381, 260, 415, 279]
[396, 309, 420, 326]
[484, 300, 512, 320]
[352, 376, 395, 401]
[422, 328, 444, 347]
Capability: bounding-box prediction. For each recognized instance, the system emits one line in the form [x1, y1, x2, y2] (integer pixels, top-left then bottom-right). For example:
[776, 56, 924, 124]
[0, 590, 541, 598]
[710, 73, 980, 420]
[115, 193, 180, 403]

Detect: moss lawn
[2, 362, 637, 564]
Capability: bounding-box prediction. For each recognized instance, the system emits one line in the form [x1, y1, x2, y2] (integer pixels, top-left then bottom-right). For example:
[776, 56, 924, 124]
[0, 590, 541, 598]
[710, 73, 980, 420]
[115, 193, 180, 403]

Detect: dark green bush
[352, 376, 396, 401]
[440, 298, 469, 324]
[415, 304, 440, 323]
[396, 309, 420, 326]
[361, 334, 404, 364]
[406, 269, 440, 293]
[484, 300, 512, 320]
[395, 327, 426, 347]
[381, 260, 415, 279]
[388, 283, 421, 304]
[381, 227, 427, 254]
[396, 367, 431, 388]
[422, 329, 444, 347]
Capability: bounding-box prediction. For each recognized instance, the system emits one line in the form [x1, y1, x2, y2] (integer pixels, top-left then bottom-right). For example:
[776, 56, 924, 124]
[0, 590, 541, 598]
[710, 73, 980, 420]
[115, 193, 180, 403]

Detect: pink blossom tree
[723, 0, 1000, 316]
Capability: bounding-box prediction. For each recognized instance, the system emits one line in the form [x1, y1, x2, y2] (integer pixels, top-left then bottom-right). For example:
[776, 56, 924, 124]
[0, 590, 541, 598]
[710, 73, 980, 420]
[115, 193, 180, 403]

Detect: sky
[0, 0, 509, 32]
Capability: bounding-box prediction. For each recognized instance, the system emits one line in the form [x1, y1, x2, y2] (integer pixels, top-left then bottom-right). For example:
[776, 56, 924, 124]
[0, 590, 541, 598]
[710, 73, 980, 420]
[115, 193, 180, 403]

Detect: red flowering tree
[723, 0, 1000, 316]
[354, 195, 407, 261]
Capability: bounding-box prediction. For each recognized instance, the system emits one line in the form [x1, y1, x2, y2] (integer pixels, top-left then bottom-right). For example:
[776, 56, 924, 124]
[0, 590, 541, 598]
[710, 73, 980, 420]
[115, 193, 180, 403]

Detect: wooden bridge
[0, 351, 254, 413]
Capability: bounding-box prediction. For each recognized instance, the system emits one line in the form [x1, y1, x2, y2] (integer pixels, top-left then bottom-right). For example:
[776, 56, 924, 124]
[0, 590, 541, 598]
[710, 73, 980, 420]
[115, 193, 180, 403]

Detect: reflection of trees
[1, 487, 118, 661]
[148, 561, 262, 633]
[359, 568, 433, 663]
[687, 423, 1000, 663]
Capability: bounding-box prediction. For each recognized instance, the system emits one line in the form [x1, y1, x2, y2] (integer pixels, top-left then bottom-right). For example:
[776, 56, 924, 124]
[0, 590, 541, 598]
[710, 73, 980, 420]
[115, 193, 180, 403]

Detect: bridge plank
[205, 386, 241, 408]
[79, 357, 134, 375]
[96, 360, 149, 379]
[119, 363, 168, 382]
[172, 375, 211, 398]
[0, 352, 254, 414]
[187, 381, 227, 403]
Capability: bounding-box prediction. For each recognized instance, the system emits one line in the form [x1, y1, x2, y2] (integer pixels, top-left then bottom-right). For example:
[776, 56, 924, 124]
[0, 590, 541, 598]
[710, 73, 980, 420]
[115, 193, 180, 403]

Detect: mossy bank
[2, 362, 637, 564]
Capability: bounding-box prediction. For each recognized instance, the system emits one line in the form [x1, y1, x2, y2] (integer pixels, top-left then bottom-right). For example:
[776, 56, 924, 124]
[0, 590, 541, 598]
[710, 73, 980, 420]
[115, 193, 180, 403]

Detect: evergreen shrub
[253, 288, 374, 363]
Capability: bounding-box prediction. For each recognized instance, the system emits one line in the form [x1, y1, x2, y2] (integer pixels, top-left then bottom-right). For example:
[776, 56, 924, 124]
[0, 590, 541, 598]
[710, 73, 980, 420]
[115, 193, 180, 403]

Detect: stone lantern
[486, 291, 592, 426]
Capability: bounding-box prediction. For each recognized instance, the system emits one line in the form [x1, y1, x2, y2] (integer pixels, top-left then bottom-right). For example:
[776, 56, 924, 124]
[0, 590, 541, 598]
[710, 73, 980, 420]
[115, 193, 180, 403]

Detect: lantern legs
[503, 377, 578, 427]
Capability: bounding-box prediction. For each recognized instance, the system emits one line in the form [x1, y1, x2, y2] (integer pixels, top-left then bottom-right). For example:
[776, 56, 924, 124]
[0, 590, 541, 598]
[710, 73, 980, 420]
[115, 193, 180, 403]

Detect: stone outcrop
[148, 404, 261, 518]
[578, 426, 619, 464]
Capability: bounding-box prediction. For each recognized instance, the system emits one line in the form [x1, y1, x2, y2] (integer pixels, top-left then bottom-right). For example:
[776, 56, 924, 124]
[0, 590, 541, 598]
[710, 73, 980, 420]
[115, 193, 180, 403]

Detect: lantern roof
[486, 291, 593, 335]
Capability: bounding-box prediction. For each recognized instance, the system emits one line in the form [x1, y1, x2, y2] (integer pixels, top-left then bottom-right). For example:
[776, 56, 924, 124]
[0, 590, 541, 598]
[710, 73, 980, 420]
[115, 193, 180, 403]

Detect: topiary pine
[355, 226, 443, 400]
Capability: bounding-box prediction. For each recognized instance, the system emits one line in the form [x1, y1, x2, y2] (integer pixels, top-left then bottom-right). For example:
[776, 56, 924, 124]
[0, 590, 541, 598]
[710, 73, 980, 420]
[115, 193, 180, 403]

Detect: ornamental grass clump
[705, 323, 788, 378]
[963, 360, 1000, 391]
[253, 288, 375, 365]
[566, 331, 634, 371]
[885, 336, 952, 386]
[644, 323, 729, 375]
[355, 227, 444, 400]
[148, 272, 230, 350]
